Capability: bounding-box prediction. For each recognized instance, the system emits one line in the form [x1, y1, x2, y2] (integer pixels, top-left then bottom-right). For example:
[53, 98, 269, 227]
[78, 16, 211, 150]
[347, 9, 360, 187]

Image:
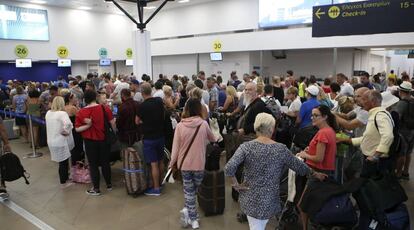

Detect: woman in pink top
[169, 98, 216, 229]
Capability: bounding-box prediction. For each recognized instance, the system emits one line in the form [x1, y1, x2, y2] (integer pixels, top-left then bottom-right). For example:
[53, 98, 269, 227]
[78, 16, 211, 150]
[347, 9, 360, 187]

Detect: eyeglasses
[311, 114, 321, 119]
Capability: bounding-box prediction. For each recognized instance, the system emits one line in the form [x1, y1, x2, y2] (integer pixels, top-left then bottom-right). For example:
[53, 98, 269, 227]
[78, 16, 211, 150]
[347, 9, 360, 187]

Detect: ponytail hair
[316, 105, 339, 132]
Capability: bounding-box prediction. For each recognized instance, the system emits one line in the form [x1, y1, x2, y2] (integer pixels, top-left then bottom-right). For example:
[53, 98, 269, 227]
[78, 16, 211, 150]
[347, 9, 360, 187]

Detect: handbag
[101, 105, 117, 144]
[70, 161, 91, 184]
[312, 194, 357, 226]
[172, 124, 202, 181]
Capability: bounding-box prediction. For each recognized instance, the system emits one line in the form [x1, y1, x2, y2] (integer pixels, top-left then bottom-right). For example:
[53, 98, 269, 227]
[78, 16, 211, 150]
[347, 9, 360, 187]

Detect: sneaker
[191, 220, 199, 229]
[144, 188, 161, 196]
[60, 182, 74, 189]
[107, 185, 113, 191]
[180, 208, 190, 228]
[86, 189, 101, 196]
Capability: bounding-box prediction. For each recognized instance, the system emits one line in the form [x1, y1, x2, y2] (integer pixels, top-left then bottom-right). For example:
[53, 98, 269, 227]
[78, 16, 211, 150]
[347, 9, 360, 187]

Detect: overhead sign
[409, 50, 414, 59]
[98, 48, 108, 59]
[312, 0, 414, 37]
[394, 50, 410, 55]
[57, 46, 69, 58]
[15, 45, 29, 58]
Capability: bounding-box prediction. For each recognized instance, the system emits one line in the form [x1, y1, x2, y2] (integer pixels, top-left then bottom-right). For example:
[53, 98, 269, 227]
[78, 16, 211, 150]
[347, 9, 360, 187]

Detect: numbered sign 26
[15, 45, 29, 58]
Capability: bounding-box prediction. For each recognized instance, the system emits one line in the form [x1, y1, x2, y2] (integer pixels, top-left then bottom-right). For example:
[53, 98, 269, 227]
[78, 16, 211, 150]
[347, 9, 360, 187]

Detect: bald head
[354, 87, 369, 106]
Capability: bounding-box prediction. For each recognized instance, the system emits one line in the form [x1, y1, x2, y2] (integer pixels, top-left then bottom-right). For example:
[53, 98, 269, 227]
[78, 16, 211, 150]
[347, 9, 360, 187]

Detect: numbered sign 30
[15, 45, 29, 58]
[213, 40, 222, 52]
[57, 46, 69, 58]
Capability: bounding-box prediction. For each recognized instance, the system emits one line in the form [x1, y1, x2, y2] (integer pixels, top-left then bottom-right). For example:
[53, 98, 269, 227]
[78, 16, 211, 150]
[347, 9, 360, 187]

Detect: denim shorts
[143, 137, 165, 163]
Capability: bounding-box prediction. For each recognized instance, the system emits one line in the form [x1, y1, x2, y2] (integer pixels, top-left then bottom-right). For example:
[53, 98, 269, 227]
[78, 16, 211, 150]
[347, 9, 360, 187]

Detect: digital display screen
[99, 58, 111, 66]
[210, 53, 223, 61]
[58, 59, 71, 67]
[259, 0, 365, 28]
[0, 4, 49, 41]
[16, 59, 32, 68]
[125, 59, 133, 66]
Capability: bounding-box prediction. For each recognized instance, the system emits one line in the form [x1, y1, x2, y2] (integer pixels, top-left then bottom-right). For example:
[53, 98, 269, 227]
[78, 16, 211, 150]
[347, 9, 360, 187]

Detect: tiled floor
[1, 138, 413, 230]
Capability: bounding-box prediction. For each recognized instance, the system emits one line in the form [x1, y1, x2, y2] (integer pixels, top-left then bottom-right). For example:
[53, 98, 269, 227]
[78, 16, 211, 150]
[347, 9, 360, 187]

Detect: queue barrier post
[25, 114, 43, 159]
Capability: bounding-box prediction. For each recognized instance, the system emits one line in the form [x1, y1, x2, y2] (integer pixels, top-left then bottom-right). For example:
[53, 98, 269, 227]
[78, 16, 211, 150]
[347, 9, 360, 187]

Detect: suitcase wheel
[236, 212, 248, 223]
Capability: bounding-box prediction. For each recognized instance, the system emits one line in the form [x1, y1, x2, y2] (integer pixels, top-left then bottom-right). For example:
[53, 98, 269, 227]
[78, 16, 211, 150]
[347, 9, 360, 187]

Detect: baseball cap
[305, 85, 319, 96]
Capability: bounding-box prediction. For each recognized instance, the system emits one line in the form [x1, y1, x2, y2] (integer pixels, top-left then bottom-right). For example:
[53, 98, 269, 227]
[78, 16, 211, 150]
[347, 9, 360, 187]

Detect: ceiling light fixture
[30, 0, 47, 4]
[178, 0, 190, 3]
[78, 6, 92, 10]
[144, 6, 156, 10]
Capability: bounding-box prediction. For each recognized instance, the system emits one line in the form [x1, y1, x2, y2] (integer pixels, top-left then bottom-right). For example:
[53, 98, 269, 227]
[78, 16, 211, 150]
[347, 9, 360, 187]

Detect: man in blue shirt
[297, 85, 320, 128]
[360, 72, 374, 90]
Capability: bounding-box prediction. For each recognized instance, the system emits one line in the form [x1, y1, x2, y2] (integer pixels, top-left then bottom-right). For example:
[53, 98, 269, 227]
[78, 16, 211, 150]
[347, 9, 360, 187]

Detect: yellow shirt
[351, 107, 394, 157]
[388, 73, 397, 81]
[298, 82, 306, 98]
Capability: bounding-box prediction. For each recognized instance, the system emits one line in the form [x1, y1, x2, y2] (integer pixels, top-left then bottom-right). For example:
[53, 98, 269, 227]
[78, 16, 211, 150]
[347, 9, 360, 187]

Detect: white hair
[254, 113, 276, 137]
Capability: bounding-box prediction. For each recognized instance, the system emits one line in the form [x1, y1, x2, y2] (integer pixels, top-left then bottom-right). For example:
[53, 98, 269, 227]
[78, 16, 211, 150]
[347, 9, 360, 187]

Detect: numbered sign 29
[99, 48, 108, 59]
[57, 46, 69, 58]
[213, 40, 222, 52]
[15, 45, 29, 58]
[126, 48, 133, 58]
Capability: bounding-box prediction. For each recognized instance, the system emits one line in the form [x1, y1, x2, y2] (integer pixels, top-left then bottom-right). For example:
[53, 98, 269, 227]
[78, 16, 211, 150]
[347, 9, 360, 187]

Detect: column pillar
[133, 30, 152, 81]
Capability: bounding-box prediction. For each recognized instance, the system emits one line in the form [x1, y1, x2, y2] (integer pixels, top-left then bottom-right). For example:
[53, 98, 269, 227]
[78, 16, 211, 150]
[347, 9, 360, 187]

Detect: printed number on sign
[17, 48, 27, 55]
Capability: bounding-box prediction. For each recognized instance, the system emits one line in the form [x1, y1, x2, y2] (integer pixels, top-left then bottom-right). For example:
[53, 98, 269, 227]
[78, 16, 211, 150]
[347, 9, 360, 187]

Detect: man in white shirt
[153, 81, 164, 99]
[111, 75, 130, 103]
[337, 73, 354, 96]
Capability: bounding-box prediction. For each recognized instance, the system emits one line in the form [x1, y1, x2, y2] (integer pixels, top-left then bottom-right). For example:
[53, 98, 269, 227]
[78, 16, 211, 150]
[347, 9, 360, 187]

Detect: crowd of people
[0, 68, 412, 229]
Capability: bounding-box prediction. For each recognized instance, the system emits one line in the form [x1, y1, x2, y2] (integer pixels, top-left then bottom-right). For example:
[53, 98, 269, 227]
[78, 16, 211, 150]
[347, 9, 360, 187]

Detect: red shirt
[75, 104, 113, 141]
[306, 127, 336, 171]
[322, 85, 331, 94]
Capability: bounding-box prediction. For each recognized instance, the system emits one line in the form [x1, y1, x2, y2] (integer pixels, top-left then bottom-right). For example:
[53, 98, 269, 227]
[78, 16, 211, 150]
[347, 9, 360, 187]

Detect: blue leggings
[182, 171, 204, 221]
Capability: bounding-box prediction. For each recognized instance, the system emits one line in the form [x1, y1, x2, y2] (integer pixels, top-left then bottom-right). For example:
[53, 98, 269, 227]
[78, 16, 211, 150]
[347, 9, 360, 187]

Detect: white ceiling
[11, 0, 219, 16]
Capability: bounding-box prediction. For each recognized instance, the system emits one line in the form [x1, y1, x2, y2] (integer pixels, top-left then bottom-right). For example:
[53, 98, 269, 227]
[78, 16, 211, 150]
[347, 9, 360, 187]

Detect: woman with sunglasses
[295, 105, 339, 230]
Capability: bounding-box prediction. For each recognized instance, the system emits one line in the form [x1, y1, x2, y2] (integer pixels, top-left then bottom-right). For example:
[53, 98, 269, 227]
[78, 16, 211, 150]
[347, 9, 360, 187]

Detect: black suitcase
[205, 144, 221, 171]
[198, 170, 225, 216]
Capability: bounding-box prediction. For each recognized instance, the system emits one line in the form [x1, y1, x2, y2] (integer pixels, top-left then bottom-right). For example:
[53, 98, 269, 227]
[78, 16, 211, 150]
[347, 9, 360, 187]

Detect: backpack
[263, 96, 281, 120]
[374, 111, 401, 158]
[0, 152, 30, 184]
[400, 98, 414, 129]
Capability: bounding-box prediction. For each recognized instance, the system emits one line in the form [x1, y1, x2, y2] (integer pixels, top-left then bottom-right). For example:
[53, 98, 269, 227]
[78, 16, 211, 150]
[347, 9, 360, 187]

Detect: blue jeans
[182, 171, 204, 221]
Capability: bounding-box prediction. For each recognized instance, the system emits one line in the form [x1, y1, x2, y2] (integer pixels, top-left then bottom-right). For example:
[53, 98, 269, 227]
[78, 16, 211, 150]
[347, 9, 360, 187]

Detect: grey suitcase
[3, 108, 19, 140]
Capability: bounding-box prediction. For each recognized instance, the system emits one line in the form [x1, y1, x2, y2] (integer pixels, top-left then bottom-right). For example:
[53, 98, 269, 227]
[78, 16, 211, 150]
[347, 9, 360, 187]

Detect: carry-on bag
[198, 170, 225, 216]
[70, 161, 91, 184]
[122, 147, 147, 196]
[3, 108, 19, 140]
[312, 194, 357, 226]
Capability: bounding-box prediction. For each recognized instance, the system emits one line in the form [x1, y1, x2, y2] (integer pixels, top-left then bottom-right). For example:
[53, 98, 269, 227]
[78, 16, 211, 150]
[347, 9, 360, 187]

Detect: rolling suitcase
[358, 203, 411, 230]
[197, 170, 225, 216]
[3, 108, 19, 140]
[205, 143, 221, 171]
[122, 147, 147, 197]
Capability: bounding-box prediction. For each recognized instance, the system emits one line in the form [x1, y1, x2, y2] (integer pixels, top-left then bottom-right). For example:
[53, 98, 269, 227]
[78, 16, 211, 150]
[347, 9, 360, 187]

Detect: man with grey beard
[237, 82, 272, 136]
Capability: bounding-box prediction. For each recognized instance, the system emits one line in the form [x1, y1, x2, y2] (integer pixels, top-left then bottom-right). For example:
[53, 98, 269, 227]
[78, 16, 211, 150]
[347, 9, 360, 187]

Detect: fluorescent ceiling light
[30, 0, 47, 4]
[178, 0, 190, 3]
[144, 6, 156, 10]
[78, 6, 92, 10]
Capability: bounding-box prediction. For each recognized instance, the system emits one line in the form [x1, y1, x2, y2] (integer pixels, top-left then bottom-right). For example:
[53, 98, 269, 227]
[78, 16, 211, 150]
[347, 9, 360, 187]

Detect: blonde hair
[337, 96, 355, 114]
[189, 87, 203, 100]
[226, 86, 237, 97]
[254, 113, 276, 137]
[317, 86, 328, 100]
[287, 86, 298, 96]
[162, 85, 173, 97]
[59, 88, 70, 97]
[51, 96, 65, 111]
[272, 76, 281, 85]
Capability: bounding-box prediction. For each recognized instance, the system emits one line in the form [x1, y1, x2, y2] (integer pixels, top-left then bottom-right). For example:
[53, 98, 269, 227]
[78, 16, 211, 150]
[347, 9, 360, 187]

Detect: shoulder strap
[101, 105, 109, 124]
[374, 111, 394, 131]
[178, 124, 202, 170]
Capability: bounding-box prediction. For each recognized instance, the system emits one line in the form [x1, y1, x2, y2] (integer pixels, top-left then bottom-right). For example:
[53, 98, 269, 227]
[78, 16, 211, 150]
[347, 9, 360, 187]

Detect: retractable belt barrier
[0, 109, 44, 158]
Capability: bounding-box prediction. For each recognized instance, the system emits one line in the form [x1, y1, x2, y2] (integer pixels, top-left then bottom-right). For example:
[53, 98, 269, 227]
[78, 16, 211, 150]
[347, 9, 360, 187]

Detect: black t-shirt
[137, 97, 165, 139]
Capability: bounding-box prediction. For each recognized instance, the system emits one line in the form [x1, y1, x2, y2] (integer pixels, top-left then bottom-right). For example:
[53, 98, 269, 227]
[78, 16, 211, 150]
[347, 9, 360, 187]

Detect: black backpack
[400, 98, 414, 129]
[0, 152, 30, 184]
[374, 111, 401, 159]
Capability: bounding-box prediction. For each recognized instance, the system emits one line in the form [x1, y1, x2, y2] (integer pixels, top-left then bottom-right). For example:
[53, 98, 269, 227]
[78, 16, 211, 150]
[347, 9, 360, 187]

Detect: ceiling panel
[9, 0, 219, 16]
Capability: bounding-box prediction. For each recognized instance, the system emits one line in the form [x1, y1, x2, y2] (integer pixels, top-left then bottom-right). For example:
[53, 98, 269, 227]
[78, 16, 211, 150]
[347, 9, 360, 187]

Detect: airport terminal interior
[0, 0, 414, 229]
